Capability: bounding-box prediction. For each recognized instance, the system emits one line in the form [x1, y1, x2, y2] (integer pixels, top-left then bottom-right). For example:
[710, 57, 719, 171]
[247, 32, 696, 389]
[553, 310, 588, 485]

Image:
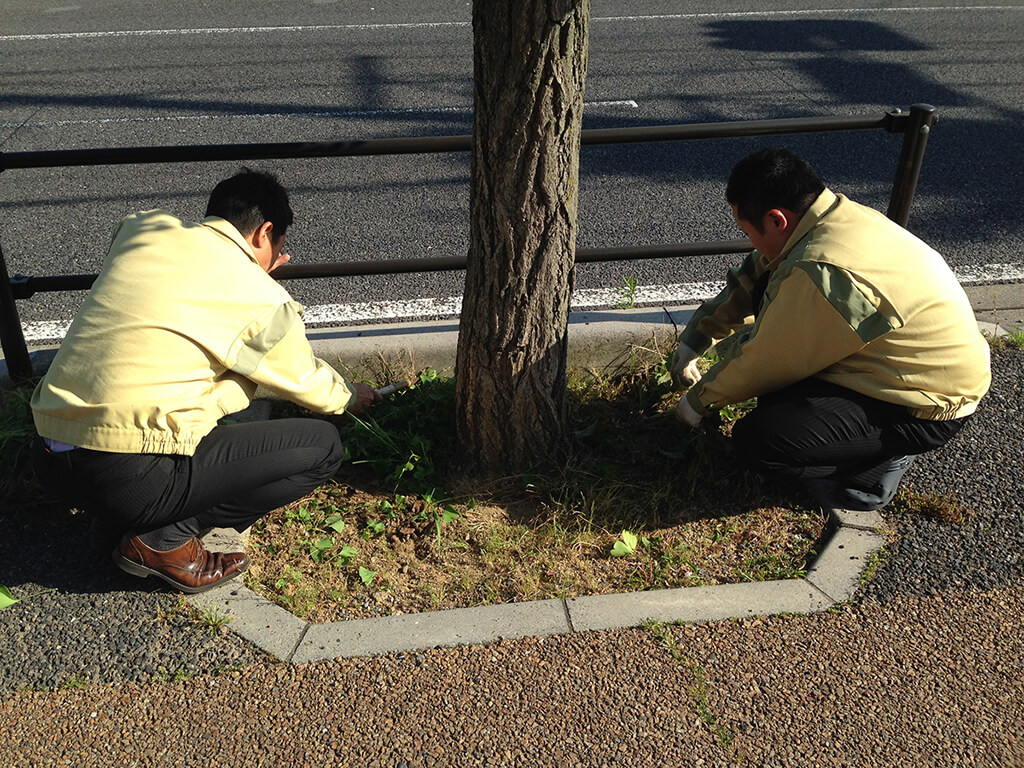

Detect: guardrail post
[886, 103, 938, 227]
[0, 239, 34, 383]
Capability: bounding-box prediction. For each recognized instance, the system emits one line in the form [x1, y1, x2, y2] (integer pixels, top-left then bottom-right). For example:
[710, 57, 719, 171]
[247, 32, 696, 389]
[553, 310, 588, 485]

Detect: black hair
[205, 168, 293, 240]
[725, 148, 825, 232]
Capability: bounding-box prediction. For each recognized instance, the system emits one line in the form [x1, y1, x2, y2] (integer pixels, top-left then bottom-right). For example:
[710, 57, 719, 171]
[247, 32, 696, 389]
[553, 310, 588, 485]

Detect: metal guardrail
[0, 104, 938, 382]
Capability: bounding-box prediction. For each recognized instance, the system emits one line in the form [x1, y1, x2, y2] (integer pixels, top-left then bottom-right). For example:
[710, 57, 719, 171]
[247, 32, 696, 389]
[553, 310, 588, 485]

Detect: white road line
[20, 263, 1024, 342]
[0, 22, 471, 42]
[0, 101, 639, 131]
[1, 7, 1018, 42]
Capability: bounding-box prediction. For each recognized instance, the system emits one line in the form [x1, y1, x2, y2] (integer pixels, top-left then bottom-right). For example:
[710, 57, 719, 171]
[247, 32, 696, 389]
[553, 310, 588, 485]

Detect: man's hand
[670, 342, 702, 390]
[267, 251, 291, 274]
[347, 382, 383, 415]
[674, 395, 703, 429]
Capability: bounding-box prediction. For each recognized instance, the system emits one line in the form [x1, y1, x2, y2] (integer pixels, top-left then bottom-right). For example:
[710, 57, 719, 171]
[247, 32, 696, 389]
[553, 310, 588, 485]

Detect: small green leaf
[610, 542, 631, 557]
[441, 507, 459, 524]
[335, 544, 359, 566]
[0, 585, 20, 610]
[610, 530, 639, 557]
[358, 567, 377, 587]
[314, 538, 333, 551]
[326, 514, 346, 533]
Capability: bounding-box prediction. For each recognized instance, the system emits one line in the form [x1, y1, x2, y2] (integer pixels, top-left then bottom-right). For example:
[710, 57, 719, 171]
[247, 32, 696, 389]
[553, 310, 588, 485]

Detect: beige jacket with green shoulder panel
[679, 189, 990, 421]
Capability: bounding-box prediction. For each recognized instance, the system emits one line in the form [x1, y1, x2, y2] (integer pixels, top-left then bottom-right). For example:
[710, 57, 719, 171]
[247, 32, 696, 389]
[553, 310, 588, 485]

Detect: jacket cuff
[678, 327, 712, 356]
[341, 378, 359, 412]
[685, 386, 713, 417]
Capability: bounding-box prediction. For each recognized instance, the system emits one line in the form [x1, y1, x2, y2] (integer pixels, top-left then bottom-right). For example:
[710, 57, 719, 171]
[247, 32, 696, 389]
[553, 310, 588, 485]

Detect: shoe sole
[113, 550, 248, 594]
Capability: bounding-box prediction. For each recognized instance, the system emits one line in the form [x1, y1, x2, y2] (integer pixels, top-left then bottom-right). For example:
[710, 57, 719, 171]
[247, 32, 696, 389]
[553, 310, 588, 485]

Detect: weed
[284, 504, 314, 528]
[245, 359, 826, 623]
[0, 384, 40, 500]
[344, 368, 455, 494]
[195, 604, 234, 635]
[859, 547, 889, 586]
[422, 583, 447, 610]
[61, 675, 88, 691]
[735, 550, 807, 581]
[309, 537, 334, 563]
[716, 398, 757, 426]
[617, 274, 640, 309]
[154, 668, 192, 683]
[610, 530, 639, 557]
[429, 501, 460, 553]
[987, 326, 1024, 349]
[644, 619, 684, 661]
[0, 584, 55, 610]
[272, 566, 303, 596]
[891, 487, 972, 524]
[334, 544, 358, 567]
[153, 595, 190, 622]
[684, 657, 740, 758]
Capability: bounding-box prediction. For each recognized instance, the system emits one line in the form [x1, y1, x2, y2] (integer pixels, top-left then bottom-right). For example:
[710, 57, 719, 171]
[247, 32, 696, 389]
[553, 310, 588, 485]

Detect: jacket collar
[776, 188, 840, 263]
[201, 216, 259, 266]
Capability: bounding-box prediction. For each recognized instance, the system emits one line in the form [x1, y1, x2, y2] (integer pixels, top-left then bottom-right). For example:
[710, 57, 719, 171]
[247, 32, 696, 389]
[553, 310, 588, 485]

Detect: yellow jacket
[681, 190, 991, 421]
[32, 210, 355, 455]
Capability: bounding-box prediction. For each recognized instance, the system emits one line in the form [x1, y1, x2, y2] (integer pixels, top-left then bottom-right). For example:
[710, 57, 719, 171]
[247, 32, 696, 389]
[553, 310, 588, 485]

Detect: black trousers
[731, 378, 967, 485]
[33, 419, 344, 550]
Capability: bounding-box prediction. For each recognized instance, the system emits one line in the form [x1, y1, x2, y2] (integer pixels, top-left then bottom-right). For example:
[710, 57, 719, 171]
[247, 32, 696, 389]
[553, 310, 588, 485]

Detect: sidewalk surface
[2, 283, 1023, 767]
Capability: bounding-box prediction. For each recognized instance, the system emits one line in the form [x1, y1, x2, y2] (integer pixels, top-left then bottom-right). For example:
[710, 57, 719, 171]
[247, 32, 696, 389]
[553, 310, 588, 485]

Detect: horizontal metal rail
[9, 239, 753, 300]
[0, 105, 938, 382]
[0, 113, 900, 172]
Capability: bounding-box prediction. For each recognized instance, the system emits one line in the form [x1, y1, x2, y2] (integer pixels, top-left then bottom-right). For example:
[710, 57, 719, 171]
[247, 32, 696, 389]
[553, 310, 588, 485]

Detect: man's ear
[764, 208, 791, 232]
[250, 220, 275, 248]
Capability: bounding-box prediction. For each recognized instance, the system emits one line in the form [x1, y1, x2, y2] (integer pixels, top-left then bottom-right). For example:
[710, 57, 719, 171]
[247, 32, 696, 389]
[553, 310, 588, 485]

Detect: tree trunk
[455, 0, 590, 473]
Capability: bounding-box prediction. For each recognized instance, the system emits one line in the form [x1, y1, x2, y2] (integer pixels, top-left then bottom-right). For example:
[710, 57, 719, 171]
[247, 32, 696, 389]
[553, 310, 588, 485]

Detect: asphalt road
[1, 0, 1022, 335]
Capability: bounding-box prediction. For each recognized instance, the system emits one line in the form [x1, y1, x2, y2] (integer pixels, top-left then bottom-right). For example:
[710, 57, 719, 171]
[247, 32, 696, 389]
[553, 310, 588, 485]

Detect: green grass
[859, 546, 889, 586]
[0, 384, 38, 499]
[986, 325, 1024, 349]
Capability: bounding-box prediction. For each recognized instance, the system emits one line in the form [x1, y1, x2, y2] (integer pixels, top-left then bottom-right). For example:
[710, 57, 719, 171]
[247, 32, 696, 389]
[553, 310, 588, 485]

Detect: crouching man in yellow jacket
[31, 169, 381, 592]
[671, 148, 990, 511]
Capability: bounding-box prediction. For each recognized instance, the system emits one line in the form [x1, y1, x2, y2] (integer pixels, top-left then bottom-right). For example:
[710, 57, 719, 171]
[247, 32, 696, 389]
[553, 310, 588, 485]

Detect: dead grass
[244, 346, 828, 623]
[890, 486, 973, 525]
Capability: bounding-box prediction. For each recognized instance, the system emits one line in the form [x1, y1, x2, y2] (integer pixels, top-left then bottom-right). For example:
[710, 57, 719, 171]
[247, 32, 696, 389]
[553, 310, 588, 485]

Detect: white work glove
[674, 395, 704, 429]
[670, 341, 702, 390]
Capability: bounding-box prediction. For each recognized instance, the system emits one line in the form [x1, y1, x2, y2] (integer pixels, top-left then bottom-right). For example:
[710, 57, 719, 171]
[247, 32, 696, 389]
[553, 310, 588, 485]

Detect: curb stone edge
[191, 508, 886, 662]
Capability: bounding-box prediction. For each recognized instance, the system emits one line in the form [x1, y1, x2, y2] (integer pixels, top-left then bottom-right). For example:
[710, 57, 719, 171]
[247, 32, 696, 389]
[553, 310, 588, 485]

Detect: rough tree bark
[455, 0, 590, 474]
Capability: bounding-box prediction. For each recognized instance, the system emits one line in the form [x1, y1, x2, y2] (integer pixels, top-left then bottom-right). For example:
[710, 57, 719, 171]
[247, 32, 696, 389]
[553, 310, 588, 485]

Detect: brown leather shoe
[114, 535, 248, 594]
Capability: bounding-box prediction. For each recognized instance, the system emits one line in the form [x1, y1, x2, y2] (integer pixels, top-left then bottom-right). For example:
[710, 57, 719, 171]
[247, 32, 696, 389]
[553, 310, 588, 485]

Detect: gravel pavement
[2, 344, 1022, 766]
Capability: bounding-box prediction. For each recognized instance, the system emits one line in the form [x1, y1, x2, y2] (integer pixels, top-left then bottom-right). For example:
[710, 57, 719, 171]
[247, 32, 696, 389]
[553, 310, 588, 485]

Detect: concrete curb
[190, 508, 885, 663]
